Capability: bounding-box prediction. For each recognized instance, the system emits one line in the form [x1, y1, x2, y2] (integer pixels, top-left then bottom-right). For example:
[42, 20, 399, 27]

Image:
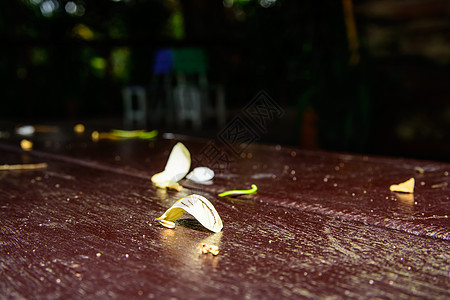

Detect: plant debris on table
[155, 194, 223, 233]
[390, 178, 415, 193]
[151, 142, 191, 190]
[218, 184, 258, 197]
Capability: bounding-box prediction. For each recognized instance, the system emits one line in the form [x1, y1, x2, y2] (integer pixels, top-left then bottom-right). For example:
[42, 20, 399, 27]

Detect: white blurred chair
[122, 86, 147, 129]
[173, 76, 202, 130]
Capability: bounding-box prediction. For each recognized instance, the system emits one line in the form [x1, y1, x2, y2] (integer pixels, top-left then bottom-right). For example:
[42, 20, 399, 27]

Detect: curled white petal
[156, 194, 223, 233]
[151, 142, 191, 188]
[186, 167, 215, 183]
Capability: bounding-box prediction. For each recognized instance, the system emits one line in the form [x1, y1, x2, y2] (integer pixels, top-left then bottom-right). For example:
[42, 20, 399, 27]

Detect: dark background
[1, 0, 449, 161]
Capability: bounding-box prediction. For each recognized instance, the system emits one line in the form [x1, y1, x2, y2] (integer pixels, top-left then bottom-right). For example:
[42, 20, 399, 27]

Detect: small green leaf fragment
[218, 184, 258, 197]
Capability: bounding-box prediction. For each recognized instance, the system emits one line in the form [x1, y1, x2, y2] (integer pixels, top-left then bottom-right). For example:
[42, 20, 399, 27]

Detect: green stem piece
[218, 184, 258, 197]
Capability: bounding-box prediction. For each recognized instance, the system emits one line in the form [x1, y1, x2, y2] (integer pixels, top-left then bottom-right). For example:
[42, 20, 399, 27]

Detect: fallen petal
[167, 183, 183, 192]
[390, 178, 415, 193]
[151, 142, 191, 189]
[186, 167, 215, 183]
[157, 219, 176, 229]
[156, 194, 223, 233]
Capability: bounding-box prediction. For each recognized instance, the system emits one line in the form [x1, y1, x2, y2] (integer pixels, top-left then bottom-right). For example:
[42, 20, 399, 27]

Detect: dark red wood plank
[1, 128, 449, 240]
[0, 149, 449, 298]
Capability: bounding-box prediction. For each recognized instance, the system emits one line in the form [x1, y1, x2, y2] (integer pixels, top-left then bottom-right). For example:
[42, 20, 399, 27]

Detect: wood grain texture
[1, 132, 448, 239]
[0, 131, 449, 298]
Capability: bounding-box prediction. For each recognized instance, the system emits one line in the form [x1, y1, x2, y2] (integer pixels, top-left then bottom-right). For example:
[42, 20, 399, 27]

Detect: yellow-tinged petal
[150, 172, 176, 189]
[167, 183, 183, 191]
[390, 178, 415, 193]
[157, 219, 176, 229]
[156, 194, 223, 233]
[151, 142, 191, 189]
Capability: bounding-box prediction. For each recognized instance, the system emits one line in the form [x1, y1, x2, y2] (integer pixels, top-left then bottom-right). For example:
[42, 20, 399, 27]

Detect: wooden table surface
[0, 126, 449, 299]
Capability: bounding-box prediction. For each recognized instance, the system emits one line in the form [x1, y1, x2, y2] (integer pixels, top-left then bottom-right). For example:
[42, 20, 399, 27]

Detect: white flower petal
[156, 194, 223, 232]
[186, 167, 215, 183]
[151, 142, 191, 188]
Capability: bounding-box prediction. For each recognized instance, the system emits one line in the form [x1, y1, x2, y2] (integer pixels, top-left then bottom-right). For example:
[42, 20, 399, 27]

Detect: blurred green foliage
[0, 0, 170, 118]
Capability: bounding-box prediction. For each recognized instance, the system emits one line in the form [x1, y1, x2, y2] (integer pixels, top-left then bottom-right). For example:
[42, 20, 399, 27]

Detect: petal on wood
[151, 142, 191, 188]
[186, 167, 215, 183]
[156, 194, 223, 233]
[389, 178, 415, 193]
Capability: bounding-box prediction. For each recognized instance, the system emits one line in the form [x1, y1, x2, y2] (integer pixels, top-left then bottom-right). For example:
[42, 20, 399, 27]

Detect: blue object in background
[152, 49, 174, 75]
